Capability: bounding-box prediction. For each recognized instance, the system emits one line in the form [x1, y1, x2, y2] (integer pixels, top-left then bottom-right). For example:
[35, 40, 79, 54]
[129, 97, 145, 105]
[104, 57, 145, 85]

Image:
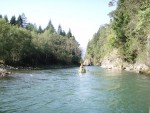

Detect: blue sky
[0, 0, 116, 51]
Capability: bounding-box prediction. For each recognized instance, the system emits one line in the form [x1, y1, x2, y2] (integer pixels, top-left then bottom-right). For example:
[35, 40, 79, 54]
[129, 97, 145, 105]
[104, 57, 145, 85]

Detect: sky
[0, 0, 116, 54]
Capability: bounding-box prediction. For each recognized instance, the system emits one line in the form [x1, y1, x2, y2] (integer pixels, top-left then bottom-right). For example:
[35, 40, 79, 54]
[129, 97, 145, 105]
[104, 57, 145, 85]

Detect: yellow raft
[78, 68, 86, 73]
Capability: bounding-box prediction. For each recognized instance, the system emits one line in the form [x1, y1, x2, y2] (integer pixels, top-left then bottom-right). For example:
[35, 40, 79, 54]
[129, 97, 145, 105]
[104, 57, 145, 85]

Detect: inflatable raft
[78, 68, 86, 73]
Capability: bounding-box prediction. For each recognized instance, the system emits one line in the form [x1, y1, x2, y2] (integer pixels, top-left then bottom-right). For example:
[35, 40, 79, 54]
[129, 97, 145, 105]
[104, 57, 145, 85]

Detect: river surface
[0, 66, 150, 113]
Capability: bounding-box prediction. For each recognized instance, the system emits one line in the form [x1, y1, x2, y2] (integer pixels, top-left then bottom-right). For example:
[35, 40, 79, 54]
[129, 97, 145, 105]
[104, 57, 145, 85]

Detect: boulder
[133, 63, 149, 73]
[0, 68, 11, 77]
[123, 63, 134, 71]
[83, 58, 93, 66]
[101, 49, 123, 70]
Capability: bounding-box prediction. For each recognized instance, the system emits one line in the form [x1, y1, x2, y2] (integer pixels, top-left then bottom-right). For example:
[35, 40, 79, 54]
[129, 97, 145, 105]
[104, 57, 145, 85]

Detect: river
[0, 66, 150, 113]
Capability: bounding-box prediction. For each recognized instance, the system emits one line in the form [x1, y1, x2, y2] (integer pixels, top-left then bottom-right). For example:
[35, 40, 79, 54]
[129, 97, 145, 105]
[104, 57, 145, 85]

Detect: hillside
[86, 0, 150, 73]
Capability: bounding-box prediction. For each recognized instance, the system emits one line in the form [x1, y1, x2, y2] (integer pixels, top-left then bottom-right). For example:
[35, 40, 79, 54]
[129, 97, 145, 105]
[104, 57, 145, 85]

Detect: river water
[0, 66, 150, 113]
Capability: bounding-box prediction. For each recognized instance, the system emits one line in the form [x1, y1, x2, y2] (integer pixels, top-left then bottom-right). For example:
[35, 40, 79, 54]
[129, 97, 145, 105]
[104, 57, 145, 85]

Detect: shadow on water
[0, 76, 15, 80]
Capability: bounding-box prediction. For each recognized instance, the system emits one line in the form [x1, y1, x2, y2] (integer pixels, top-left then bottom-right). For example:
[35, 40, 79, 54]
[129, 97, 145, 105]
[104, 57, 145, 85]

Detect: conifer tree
[4, 15, 8, 23]
[10, 16, 16, 25]
[38, 25, 43, 33]
[0, 15, 2, 18]
[57, 24, 63, 35]
[67, 28, 72, 38]
[21, 13, 27, 28]
[17, 15, 23, 27]
[46, 20, 55, 33]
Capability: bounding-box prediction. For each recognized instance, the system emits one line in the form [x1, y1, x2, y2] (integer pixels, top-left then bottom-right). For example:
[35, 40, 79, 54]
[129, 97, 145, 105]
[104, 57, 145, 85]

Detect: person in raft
[79, 63, 86, 73]
[80, 63, 84, 68]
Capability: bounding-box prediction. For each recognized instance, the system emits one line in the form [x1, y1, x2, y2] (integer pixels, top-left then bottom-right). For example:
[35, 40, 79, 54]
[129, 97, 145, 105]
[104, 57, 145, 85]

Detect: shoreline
[100, 62, 150, 76]
[83, 57, 150, 76]
[0, 64, 79, 77]
[0, 68, 11, 77]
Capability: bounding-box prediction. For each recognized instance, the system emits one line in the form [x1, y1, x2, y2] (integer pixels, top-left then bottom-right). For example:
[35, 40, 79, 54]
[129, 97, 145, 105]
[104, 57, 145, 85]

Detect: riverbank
[84, 49, 150, 76]
[0, 68, 11, 77]
[100, 58, 149, 75]
[100, 49, 149, 73]
[0, 64, 80, 77]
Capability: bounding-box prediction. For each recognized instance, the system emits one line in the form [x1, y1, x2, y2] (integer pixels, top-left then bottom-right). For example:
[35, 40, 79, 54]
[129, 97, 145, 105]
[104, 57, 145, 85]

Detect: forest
[86, 0, 150, 66]
[0, 14, 81, 66]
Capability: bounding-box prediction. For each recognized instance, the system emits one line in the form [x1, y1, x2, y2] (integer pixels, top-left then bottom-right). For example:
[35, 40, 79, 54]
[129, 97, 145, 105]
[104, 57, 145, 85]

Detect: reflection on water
[0, 66, 150, 113]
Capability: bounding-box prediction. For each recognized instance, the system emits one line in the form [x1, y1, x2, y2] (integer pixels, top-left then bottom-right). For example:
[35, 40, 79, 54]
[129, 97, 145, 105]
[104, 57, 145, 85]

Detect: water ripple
[0, 67, 150, 113]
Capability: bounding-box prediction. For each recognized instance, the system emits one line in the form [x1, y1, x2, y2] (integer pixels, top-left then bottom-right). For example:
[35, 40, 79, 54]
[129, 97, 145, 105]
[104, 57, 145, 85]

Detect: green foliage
[57, 24, 63, 35]
[0, 14, 81, 66]
[26, 23, 37, 31]
[136, 7, 150, 35]
[110, 0, 150, 63]
[0, 15, 3, 18]
[4, 15, 8, 23]
[86, 0, 150, 64]
[86, 24, 114, 64]
[0, 19, 10, 61]
[10, 16, 16, 25]
[17, 15, 23, 27]
[45, 20, 55, 33]
[38, 26, 43, 33]
[20, 13, 27, 28]
[66, 28, 72, 38]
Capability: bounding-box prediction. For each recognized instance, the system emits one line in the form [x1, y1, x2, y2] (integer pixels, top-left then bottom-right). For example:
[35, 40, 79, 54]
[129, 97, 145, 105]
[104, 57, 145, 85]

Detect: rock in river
[0, 68, 11, 77]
